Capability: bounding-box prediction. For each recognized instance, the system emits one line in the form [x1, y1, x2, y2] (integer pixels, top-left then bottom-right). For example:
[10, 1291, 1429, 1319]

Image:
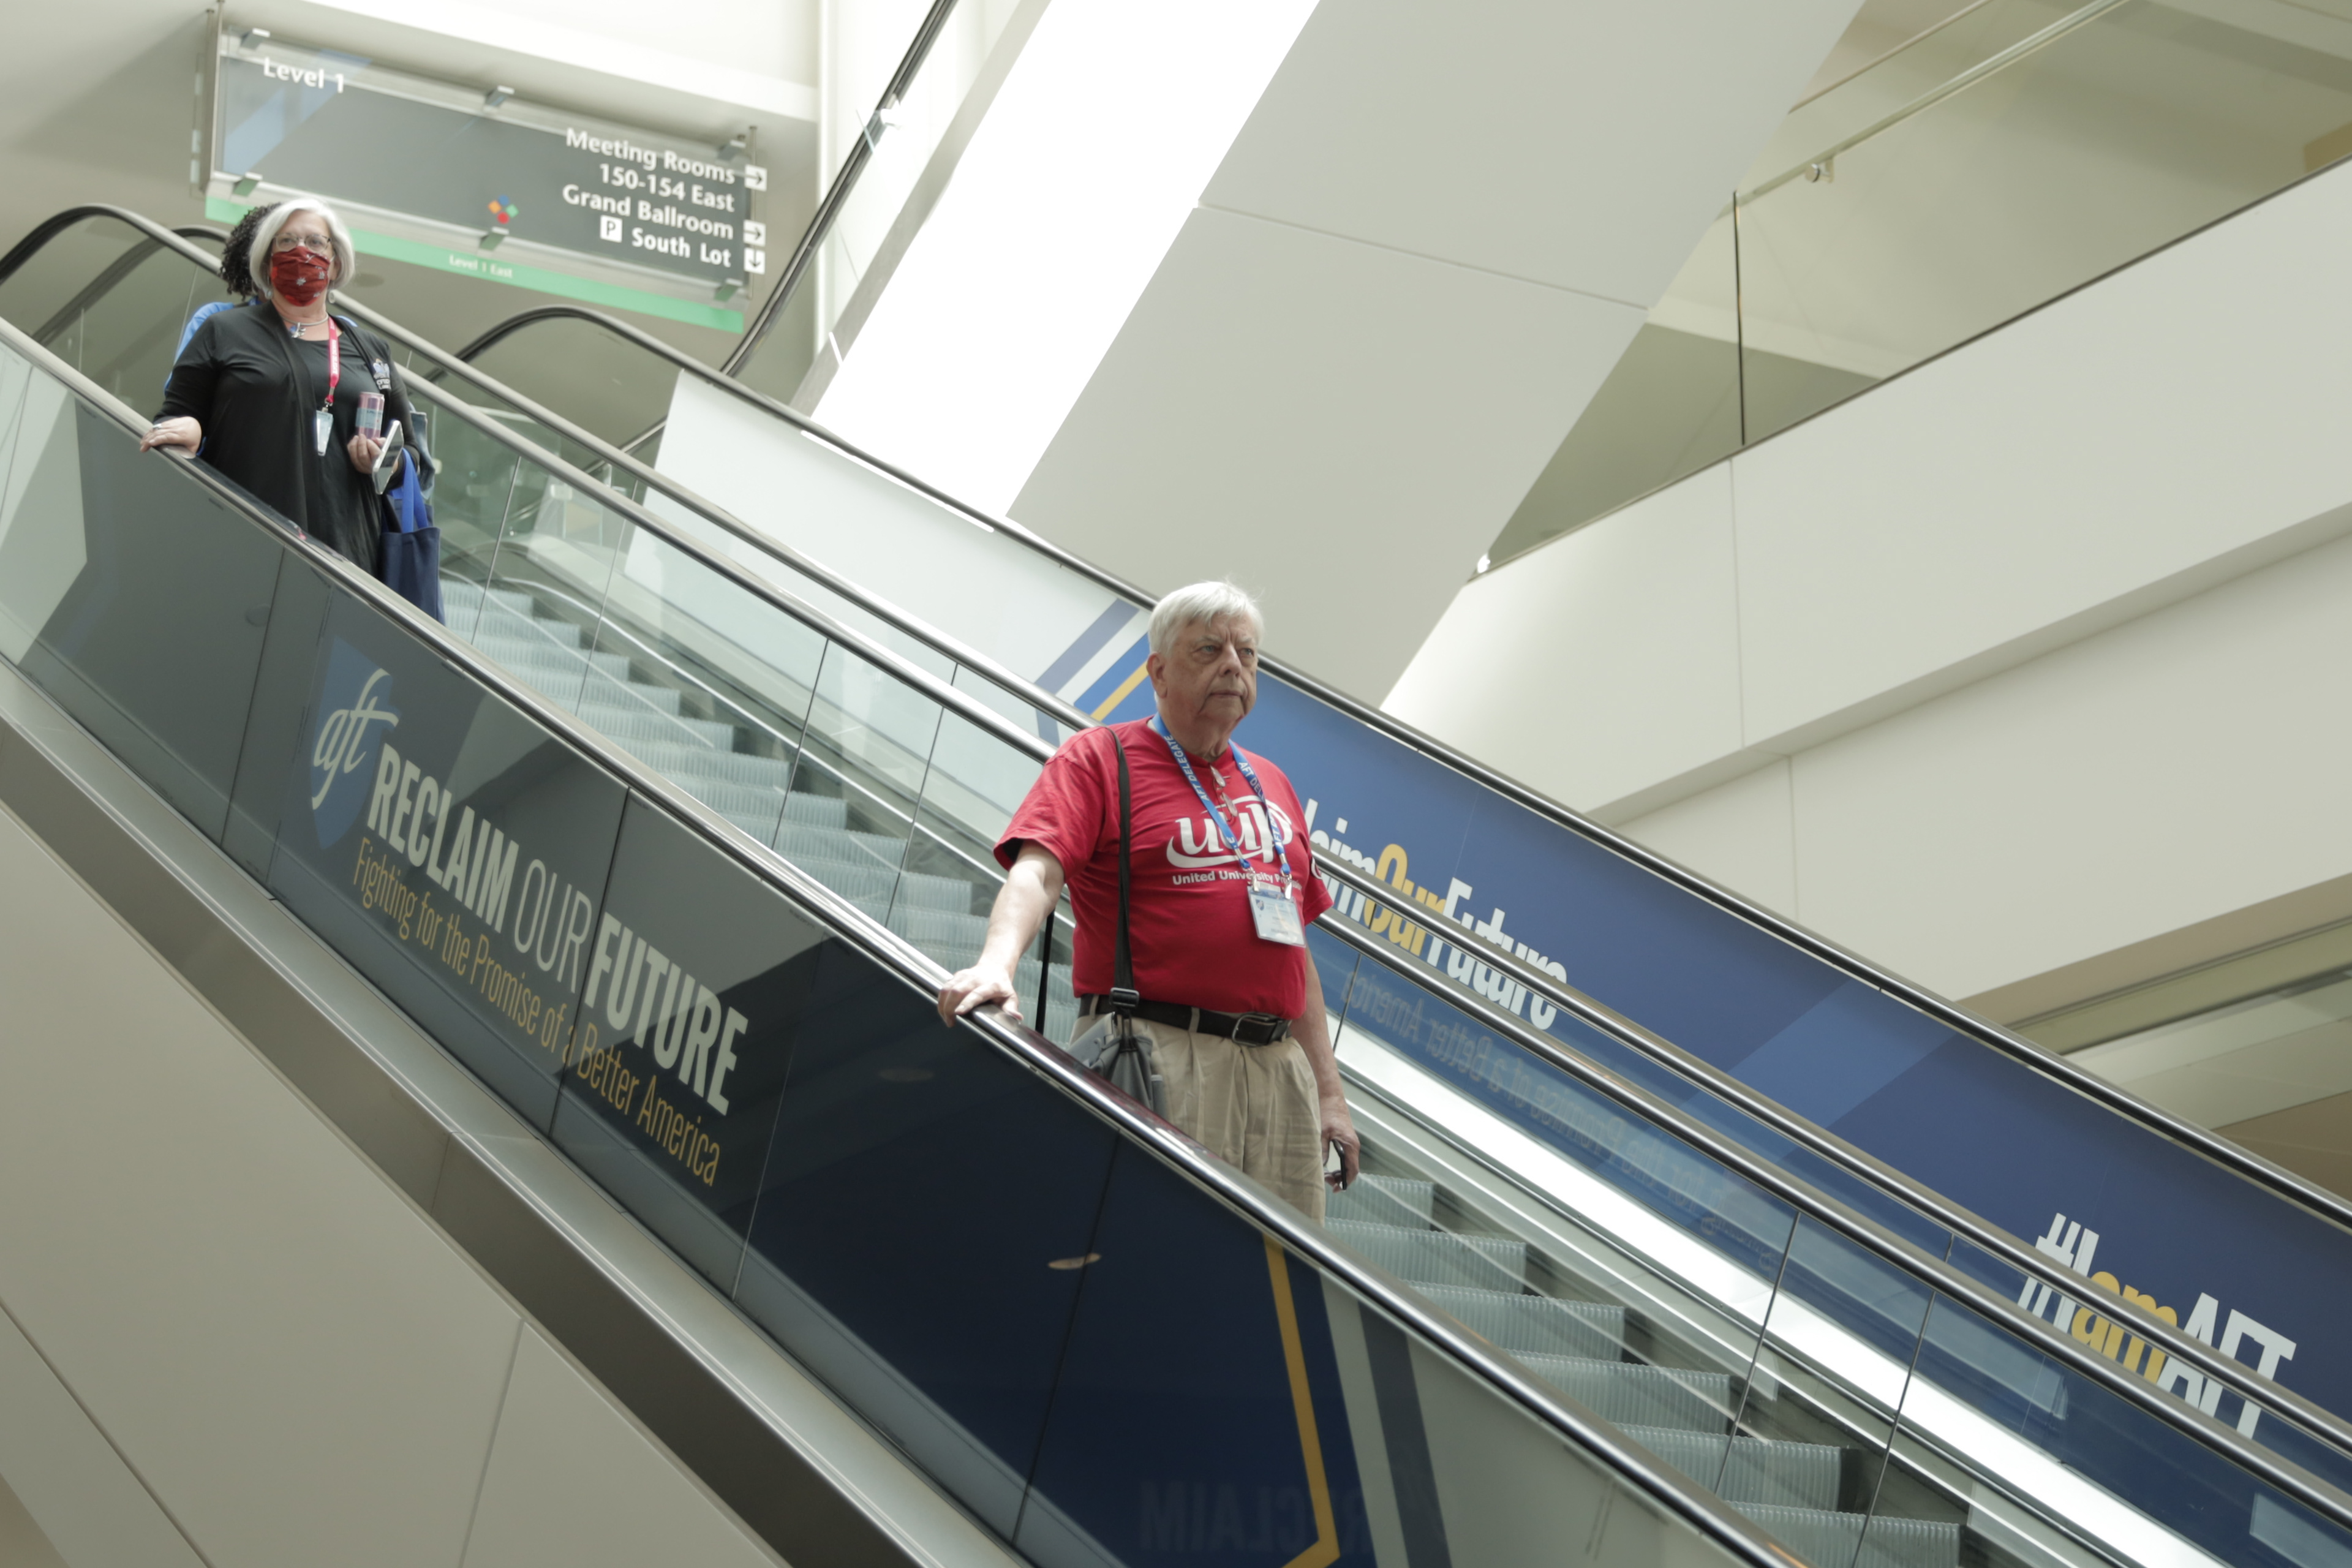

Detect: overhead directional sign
[210, 32, 781, 328]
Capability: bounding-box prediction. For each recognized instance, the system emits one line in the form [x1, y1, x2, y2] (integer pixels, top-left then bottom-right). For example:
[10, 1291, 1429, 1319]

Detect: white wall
[0, 805, 782, 1568]
[1389, 156, 2352, 1015]
[809, 0, 1322, 513]
[790, 0, 1863, 701]
[1006, 0, 1865, 702]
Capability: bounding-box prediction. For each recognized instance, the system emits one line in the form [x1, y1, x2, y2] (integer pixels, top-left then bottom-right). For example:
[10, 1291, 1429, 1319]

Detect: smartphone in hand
[371, 420, 405, 494]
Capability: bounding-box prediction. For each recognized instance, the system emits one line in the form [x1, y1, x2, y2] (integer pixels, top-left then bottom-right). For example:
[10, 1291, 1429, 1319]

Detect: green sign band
[206, 197, 745, 333]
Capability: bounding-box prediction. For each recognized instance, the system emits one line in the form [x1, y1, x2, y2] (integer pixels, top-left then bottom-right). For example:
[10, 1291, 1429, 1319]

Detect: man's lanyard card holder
[1248, 876, 1306, 946]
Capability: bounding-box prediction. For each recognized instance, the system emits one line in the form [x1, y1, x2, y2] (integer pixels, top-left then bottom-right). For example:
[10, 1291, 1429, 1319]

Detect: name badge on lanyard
[1153, 718, 1306, 948]
[1247, 875, 1306, 946]
[312, 318, 342, 456]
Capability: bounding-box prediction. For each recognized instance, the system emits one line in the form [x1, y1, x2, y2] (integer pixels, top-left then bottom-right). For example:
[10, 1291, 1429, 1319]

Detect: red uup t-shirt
[997, 719, 1333, 1019]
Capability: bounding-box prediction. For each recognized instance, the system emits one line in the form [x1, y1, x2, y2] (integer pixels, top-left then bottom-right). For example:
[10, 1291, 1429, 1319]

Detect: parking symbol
[598, 214, 623, 243]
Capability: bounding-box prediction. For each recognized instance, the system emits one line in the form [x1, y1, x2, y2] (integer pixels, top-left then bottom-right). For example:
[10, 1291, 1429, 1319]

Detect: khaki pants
[1120, 1017, 1327, 1223]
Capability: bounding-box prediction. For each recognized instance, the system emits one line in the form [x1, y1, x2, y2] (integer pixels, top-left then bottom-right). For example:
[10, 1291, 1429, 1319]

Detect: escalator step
[1325, 1175, 1435, 1227]
[1324, 1220, 1526, 1289]
[1515, 1354, 1733, 1432]
[476, 601, 587, 649]
[1413, 1284, 1624, 1360]
[889, 907, 989, 951]
[895, 871, 978, 916]
[641, 745, 793, 791]
[796, 858, 897, 915]
[676, 777, 787, 824]
[1731, 1505, 1961, 1568]
[782, 792, 850, 829]
[778, 823, 891, 869]
[579, 670, 685, 715]
[1616, 1427, 1842, 1511]
[578, 703, 735, 750]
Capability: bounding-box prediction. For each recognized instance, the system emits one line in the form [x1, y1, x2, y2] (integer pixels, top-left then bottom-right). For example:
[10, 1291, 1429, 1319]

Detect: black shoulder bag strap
[1108, 728, 1139, 1017]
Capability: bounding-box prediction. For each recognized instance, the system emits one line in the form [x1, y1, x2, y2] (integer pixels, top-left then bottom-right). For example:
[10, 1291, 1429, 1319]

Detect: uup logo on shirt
[310, 639, 399, 846]
[1165, 791, 1296, 870]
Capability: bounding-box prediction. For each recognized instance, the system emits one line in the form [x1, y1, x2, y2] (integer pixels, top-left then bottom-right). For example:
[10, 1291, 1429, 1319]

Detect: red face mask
[268, 248, 332, 306]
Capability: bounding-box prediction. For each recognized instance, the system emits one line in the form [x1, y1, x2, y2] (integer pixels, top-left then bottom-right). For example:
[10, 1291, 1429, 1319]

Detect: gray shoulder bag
[1068, 731, 1166, 1115]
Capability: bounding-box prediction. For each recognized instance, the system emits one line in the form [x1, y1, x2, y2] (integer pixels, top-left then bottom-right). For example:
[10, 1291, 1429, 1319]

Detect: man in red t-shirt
[937, 582, 1359, 1219]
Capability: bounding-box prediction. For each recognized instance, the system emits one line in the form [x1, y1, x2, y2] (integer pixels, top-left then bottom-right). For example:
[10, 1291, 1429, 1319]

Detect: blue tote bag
[376, 448, 444, 623]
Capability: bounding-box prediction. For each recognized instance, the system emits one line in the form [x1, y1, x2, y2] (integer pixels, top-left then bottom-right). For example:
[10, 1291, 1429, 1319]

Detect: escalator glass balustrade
[0, 314, 1811, 1568]
[6, 286, 2352, 1568]
[390, 255, 2352, 1461]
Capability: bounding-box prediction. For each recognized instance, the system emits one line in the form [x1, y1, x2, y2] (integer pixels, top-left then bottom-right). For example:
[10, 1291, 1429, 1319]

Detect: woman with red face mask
[142, 197, 426, 577]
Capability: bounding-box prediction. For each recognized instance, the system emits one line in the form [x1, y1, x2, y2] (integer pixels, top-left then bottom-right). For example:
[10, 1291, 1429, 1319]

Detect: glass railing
[0, 313, 1853, 1568]
[14, 291, 2352, 1568]
[1488, 0, 2352, 562]
[400, 364, 1090, 1045]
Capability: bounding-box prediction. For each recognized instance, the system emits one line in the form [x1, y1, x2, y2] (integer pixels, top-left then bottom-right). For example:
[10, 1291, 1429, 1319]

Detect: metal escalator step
[1413, 1284, 1624, 1360]
[796, 858, 895, 918]
[894, 870, 977, 915]
[646, 747, 791, 791]
[470, 629, 622, 674]
[579, 671, 684, 715]
[889, 908, 987, 971]
[578, 704, 735, 750]
[674, 776, 785, 823]
[1324, 1220, 1526, 1289]
[1514, 1354, 1733, 1432]
[782, 792, 850, 829]
[851, 829, 908, 862]
[477, 603, 586, 649]
[1324, 1175, 1434, 1227]
[1617, 1427, 1842, 1512]
[778, 823, 887, 868]
[1731, 1505, 1960, 1568]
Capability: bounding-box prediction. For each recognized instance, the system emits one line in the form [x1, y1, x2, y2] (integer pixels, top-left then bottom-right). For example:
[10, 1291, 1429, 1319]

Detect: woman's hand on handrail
[139, 417, 200, 458]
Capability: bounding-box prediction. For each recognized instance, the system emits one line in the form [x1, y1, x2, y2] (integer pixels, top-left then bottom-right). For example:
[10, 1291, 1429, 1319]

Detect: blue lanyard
[1150, 718, 1294, 888]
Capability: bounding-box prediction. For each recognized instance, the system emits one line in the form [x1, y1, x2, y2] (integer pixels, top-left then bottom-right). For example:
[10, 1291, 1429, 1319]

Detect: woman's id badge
[1248, 875, 1306, 946]
[313, 408, 334, 455]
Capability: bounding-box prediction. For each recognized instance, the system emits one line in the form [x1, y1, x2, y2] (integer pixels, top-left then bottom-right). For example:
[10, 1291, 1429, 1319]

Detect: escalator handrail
[720, 0, 963, 378]
[1308, 880, 2352, 1521]
[420, 281, 2352, 1250]
[1307, 851, 2352, 1457]
[13, 200, 2343, 1470]
[0, 309, 1812, 1568]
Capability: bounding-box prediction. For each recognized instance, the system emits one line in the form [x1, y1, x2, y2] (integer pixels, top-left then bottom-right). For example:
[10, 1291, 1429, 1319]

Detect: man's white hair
[249, 197, 358, 299]
[1150, 581, 1264, 658]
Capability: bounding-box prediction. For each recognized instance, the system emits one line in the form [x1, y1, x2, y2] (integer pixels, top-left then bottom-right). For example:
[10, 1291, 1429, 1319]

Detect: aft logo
[310, 639, 399, 846]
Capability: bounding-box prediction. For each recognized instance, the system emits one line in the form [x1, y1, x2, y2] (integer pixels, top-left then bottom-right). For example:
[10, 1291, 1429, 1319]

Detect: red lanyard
[320, 317, 339, 409]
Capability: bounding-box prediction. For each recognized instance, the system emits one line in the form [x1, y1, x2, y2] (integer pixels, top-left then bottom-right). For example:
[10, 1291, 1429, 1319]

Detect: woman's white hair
[1149, 581, 1264, 657]
[249, 197, 358, 298]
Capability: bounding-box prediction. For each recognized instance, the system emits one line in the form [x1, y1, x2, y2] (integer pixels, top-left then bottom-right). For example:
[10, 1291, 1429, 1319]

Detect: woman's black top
[156, 301, 424, 575]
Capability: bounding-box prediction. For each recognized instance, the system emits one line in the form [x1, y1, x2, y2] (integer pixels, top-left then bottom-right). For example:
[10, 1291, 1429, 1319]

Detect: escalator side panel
[1017, 1140, 1373, 1568]
[1, 394, 277, 837]
[739, 936, 1121, 1537]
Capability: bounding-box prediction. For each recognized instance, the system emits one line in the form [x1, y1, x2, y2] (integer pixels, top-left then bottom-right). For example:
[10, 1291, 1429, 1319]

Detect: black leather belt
[1079, 995, 1291, 1045]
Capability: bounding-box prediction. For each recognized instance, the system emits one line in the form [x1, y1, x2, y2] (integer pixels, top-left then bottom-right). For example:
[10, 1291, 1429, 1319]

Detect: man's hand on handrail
[937, 843, 1065, 1027]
